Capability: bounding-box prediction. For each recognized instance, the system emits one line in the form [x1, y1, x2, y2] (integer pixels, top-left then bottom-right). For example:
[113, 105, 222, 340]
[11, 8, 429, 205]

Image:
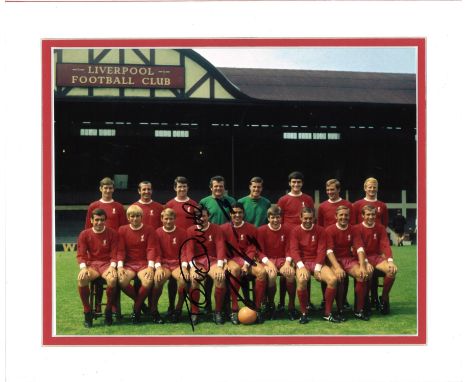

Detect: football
[238, 307, 257, 325]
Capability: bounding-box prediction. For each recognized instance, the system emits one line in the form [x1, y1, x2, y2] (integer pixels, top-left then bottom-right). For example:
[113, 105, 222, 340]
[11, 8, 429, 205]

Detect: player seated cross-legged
[325, 205, 371, 321]
[256, 205, 298, 320]
[152, 208, 189, 324]
[221, 203, 267, 325]
[117, 205, 158, 324]
[353, 205, 398, 314]
[77, 208, 119, 328]
[186, 207, 227, 325]
[290, 207, 340, 324]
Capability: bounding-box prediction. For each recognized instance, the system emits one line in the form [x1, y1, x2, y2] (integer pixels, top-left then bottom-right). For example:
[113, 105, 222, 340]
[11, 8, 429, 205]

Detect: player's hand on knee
[117, 267, 126, 280]
[181, 267, 190, 281]
[105, 266, 117, 279]
[314, 270, 322, 281]
[366, 263, 374, 275]
[78, 267, 89, 281]
[144, 267, 154, 281]
[154, 268, 165, 282]
[215, 268, 225, 282]
[334, 266, 346, 281]
[388, 261, 398, 275]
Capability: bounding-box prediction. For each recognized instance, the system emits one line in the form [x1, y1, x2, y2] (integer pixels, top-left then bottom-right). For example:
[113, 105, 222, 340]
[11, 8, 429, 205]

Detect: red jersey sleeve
[289, 227, 302, 264]
[117, 226, 127, 262]
[213, 225, 226, 262]
[77, 230, 88, 264]
[108, 228, 119, 264]
[315, 227, 327, 265]
[146, 227, 159, 263]
[378, 224, 392, 259]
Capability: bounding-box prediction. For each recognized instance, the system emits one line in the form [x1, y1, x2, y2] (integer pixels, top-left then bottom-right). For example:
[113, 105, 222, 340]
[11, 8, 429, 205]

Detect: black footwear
[104, 311, 113, 326]
[165, 308, 175, 320]
[190, 314, 199, 326]
[83, 312, 93, 328]
[112, 312, 124, 322]
[203, 305, 213, 315]
[288, 309, 300, 321]
[335, 310, 347, 322]
[354, 310, 370, 321]
[131, 311, 141, 324]
[152, 311, 164, 324]
[319, 300, 326, 310]
[306, 305, 315, 318]
[299, 313, 309, 324]
[213, 312, 224, 325]
[140, 302, 150, 316]
[379, 296, 390, 315]
[322, 313, 341, 323]
[276, 303, 285, 314]
[171, 310, 182, 323]
[230, 312, 240, 325]
[256, 311, 264, 324]
[343, 301, 352, 311]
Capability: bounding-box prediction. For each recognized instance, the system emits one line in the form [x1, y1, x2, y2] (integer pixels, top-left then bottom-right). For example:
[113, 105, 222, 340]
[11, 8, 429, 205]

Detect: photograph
[43, 38, 425, 345]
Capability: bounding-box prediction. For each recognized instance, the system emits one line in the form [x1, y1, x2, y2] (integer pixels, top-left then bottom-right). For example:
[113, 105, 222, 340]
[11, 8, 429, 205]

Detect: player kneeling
[117, 205, 158, 324]
[326, 206, 371, 321]
[257, 205, 297, 320]
[77, 209, 119, 327]
[186, 207, 227, 325]
[354, 205, 398, 314]
[290, 207, 340, 324]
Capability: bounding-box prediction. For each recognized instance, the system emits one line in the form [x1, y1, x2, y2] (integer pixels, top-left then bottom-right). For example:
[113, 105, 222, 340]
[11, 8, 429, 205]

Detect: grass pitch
[55, 246, 417, 336]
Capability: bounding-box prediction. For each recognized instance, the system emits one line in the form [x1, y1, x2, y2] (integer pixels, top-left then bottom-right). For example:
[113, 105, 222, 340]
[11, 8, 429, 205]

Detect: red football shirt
[133, 200, 164, 229]
[289, 224, 327, 265]
[352, 198, 388, 227]
[325, 223, 363, 259]
[185, 222, 225, 265]
[117, 224, 159, 263]
[154, 226, 188, 264]
[85, 199, 127, 231]
[165, 197, 199, 230]
[221, 221, 258, 265]
[77, 227, 119, 265]
[277, 193, 314, 227]
[256, 224, 291, 261]
[352, 222, 392, 259]
[317, 198, 354, 227]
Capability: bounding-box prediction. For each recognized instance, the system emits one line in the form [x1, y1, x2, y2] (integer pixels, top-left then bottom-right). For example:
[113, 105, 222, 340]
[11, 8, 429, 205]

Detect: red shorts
[269, 257, 286, 269]
[228, 256, 252, 268]
[193, 258, 218, 271]
[337, 257, 359, 273]
[367, 254, 386, 267]
[162, 259, 182, 272]
[303, 261, 317, 273]
[88, 261, 111, 275]
[124, 261, 147, 273]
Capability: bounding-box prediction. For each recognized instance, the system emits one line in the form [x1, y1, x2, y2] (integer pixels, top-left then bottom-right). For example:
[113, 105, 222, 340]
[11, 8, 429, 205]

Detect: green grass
[55, 246, 417, 336]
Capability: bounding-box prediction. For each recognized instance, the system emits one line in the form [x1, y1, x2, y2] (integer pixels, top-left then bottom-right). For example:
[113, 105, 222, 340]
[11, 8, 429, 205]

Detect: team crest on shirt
[302, 201, 305, 207]
[281, 235, 285, 242]
[187, 206, 192, 212]
[150, 210, 154, 216]
[172, 238, 177, 245]
[312, 235, 315, 242]
[112, 208, 116, 214]
[377, 207, 381, 212]
[240, 234, 245, 241]
[141, 234, 145, 242]
[374, 233, 377, 240]
[347, 235, 351, 242]
[103, 239, 107, 246]
[208, 235, 212, 242]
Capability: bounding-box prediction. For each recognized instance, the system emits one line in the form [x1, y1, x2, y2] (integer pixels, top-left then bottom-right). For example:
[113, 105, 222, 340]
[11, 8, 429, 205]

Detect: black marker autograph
[178, 200, 260, 331]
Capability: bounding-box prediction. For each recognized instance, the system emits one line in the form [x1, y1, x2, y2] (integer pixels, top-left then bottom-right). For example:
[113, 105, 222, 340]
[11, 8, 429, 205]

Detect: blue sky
[194, 47, 416, 74]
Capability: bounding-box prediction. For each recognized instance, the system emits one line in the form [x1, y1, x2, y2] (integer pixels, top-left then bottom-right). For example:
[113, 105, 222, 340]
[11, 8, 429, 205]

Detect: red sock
[230, 280, 241, 312]
[78, 286, 91, 313]
[151, 286, 163, 314]
[105, 286, 115, 313]
[214, 287, 225, 313]
[297, 289, 308, 314]
[254, 279, 267, 310]
[134, 286, 149, 313]
[382, 276, 395, 302]
[175, 286, 186, 311]
[286, 281, 296, 309]
[121, 284, 137, 300]
[324, 287, 336, 315]
[279, 277, 286, 306]
[355, 281, 366, 311]
[190, 288, 200, 313]
[267, 285, 276, 304]
[336, 282, 345, 311]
